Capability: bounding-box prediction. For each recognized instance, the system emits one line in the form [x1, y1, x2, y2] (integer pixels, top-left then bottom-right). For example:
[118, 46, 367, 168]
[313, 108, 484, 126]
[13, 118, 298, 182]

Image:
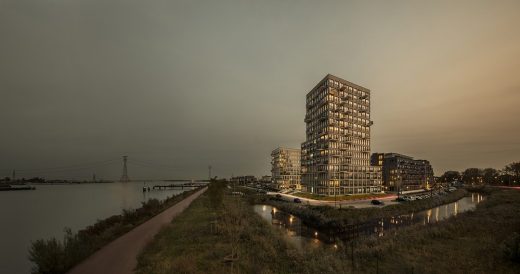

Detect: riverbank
[67, 187, 207, 274]
[136, 181, 352, 273]
[351, 188, 520, 273]
[138, 183, 520, 273]
[29, 187, 203, 274]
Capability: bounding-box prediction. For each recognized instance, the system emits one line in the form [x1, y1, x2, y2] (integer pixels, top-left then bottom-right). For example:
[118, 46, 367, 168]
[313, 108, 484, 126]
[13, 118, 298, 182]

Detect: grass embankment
[138, 184, 520, 273]
[29, 187, 202, 274]
[293, 192, 389, 201]
[352, 188, 520, 273]
[136, 181, 352, 273]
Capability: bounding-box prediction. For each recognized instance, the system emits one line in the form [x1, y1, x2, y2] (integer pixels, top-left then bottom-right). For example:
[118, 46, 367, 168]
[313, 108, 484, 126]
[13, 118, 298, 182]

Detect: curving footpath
[268, 191, 398, 208]
[67, 187, 207, 274]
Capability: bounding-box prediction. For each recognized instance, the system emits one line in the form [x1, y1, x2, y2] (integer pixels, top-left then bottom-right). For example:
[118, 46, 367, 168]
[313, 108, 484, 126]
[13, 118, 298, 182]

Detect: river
[0, 181, 195, 274]
[254, 193, 485, 249]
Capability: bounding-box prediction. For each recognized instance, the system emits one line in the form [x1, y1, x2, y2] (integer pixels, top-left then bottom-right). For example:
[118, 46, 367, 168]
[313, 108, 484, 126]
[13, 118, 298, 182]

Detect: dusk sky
[1, 0, 519, 180]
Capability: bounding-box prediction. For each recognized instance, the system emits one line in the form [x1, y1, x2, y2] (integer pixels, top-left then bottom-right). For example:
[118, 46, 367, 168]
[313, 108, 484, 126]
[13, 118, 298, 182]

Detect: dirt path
[67, 187, 207, 274]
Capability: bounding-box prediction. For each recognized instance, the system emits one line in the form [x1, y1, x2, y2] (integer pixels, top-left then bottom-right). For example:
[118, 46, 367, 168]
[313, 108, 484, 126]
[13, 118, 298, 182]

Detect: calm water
[254, 193, 485, 249]
[0, 181, 194, 274]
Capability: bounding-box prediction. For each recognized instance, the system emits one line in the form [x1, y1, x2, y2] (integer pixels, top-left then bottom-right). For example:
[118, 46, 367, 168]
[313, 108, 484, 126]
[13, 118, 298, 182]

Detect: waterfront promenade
[67, 187, 207, 274]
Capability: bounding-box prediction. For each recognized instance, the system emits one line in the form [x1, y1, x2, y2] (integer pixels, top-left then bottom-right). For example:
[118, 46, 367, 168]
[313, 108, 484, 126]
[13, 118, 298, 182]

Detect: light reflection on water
[254, 193, 485, 248]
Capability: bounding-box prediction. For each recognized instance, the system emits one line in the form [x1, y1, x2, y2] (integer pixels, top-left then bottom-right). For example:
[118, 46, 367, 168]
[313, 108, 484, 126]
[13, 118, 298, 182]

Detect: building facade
[370, 153, 434, 192]
[230, 175, 257, 185]
[301, 74, 382, 195]
[260, 175, 272, 184]
[271, 147, 301, 190]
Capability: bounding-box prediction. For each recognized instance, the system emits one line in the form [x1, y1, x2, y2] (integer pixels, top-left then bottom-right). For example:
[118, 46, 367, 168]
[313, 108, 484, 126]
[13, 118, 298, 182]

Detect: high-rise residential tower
[271, 147, 301, 190]
[301, 74, 382, 195]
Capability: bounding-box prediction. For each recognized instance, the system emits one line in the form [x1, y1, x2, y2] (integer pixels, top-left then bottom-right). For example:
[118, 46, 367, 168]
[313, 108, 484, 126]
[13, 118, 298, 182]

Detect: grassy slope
[137, 185, 520, 274]
[354, 189, 520, 274]
[136, 186, 351, 273]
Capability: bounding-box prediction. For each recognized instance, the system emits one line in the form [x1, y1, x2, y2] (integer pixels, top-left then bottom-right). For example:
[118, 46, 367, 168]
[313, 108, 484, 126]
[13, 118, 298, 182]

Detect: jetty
[152, 182, 207, 190]
[0, 184, 36, 191]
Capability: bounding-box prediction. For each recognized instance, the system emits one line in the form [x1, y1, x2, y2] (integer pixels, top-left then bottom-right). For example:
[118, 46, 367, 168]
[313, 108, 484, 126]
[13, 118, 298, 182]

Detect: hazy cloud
[1, 0, 519, 179]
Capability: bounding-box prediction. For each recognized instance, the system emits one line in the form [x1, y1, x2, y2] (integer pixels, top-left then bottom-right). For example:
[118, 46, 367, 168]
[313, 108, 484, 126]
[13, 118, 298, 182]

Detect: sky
[1, 0, 519, 180]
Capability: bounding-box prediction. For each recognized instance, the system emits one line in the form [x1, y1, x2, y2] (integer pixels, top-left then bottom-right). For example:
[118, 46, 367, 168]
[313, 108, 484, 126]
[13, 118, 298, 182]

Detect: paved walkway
[268, 192, 398, 208]
[68, 187, 207, 274]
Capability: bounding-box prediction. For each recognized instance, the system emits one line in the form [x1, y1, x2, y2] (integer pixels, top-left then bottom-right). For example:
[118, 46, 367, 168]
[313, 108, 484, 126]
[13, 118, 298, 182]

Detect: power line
[126, 159, 184, 170]
[8, 158, 120, 172]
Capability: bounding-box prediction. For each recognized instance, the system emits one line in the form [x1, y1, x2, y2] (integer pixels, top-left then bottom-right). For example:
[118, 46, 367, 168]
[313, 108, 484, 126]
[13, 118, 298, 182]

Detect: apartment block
[301, 74, 382, 195]
[271, 147, 301, 190]
[371, 153, 434, 192]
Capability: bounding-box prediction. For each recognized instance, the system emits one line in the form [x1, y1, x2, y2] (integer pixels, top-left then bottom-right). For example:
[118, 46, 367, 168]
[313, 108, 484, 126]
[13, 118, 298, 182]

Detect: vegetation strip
[136, 181, 355, 273]
[138, 183, 520, 273]
[28, 187, 202, 274]
[351, 188, 520, 273]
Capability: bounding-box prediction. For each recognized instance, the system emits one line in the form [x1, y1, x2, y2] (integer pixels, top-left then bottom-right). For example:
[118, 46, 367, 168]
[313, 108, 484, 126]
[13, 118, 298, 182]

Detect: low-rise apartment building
[371, 153, 434, 192]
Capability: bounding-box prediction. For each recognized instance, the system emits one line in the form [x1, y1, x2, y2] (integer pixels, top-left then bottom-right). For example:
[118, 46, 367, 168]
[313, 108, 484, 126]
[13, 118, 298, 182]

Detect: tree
[504, 162, 520, 181]
[462, 168, 483, 185]
[482, 168, 500, 185]
[439, 171, 461, 183]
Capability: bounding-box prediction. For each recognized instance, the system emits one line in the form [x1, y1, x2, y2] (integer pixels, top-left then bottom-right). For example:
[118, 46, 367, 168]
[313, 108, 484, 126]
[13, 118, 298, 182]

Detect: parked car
[293, 198, 302, 203]
[371, 199, 382, 205]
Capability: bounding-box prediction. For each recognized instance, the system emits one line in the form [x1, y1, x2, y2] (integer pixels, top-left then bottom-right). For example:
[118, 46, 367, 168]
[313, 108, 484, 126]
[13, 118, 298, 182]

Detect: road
[268, 192, 398, 208]
[67, 187, 207, 274]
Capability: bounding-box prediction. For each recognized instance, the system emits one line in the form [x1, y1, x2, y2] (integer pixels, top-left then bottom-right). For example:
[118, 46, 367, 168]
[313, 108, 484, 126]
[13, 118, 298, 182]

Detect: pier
[152, 182, 208, 190]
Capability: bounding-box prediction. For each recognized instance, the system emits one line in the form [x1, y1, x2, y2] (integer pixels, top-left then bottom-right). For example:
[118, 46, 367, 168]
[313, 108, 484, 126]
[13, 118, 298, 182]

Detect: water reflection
[254, 203, 327, 250]
[254, 193, 485, 248]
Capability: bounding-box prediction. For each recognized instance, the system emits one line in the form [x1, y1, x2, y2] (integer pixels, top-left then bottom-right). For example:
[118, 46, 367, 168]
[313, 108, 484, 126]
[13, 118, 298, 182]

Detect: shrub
[501, 232, 520, 263]
[28, 238, 66, 274]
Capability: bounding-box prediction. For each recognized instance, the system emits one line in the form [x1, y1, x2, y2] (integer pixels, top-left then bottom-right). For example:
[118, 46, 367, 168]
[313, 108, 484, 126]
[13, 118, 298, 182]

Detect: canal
[0, 181, 195, 274]
[254, 193, 485, 249]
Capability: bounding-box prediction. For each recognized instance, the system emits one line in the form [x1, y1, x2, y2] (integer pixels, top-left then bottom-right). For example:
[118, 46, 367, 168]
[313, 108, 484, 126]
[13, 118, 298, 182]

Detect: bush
[28, 238, 66, 274]
[501, 232, 520, 263]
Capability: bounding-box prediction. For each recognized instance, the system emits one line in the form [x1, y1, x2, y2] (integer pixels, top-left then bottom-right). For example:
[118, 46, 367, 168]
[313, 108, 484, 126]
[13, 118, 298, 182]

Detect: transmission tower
[120, 156, 130, 182]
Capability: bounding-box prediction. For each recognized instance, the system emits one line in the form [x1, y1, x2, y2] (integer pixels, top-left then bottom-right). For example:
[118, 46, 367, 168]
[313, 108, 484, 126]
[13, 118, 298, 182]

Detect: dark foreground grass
[137, 184, 520, 274]
[136, 181, 352, 274]
[353, 189, 520, 273]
